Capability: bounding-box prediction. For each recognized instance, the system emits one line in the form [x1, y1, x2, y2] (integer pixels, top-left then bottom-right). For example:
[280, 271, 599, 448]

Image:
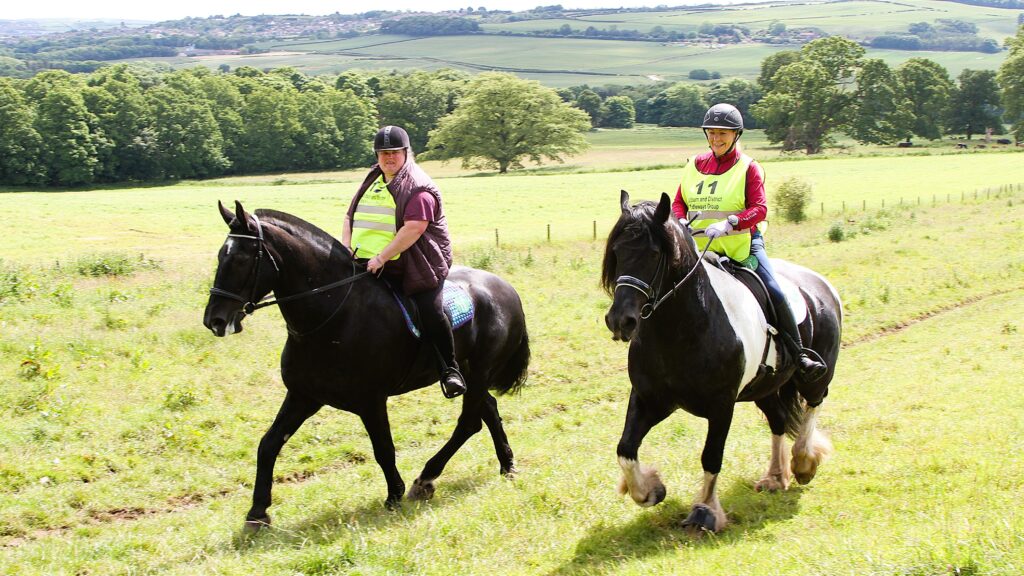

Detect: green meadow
[1, 138, 1024, 574]
[124, 0, 1016, 87]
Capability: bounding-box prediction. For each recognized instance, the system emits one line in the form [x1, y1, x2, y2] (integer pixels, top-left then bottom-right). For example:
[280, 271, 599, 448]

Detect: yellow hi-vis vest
[350, 175, 400, 260]
[679, 154, 753, 262]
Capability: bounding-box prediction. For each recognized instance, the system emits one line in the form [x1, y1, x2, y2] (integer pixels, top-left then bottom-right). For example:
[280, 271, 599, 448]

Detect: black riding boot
[771, 292, 827, 383]
[412, 286, 466, 399]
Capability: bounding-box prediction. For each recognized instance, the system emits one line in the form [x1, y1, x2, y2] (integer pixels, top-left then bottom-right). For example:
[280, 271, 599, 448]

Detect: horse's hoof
[645, 483, 667, 507]
[681, 504, 719, 535]
[406, 478, 435, 501]
[384, 496, 403, 510]
[501, 464, 518, 479]
[243, 515, 271, 534]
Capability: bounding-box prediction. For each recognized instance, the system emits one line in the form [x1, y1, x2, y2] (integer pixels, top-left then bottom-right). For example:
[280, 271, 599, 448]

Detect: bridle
[614, 224, 711, 320]
[208, 214, 371, 322]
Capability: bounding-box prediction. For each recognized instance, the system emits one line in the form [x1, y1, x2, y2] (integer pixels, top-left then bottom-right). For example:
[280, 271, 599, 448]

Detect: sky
[0, 0, 720, 22]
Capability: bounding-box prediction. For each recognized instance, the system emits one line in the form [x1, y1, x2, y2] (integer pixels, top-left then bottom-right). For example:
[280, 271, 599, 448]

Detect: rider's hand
[367, 255, 385, 274]
[704, 219, 733, 241]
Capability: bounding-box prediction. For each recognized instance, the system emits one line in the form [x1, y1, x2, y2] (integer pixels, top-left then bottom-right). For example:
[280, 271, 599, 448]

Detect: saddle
[384, 280, 475, 339]
[707, 255, 807, 399]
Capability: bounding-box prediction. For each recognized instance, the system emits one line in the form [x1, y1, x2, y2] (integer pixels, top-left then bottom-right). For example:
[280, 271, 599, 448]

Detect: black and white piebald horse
[601, 191, 842, 533]
[204, 201, 530, 531]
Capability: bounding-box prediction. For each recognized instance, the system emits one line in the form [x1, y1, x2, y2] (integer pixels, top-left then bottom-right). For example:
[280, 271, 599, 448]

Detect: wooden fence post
[495, 228, 499, 248]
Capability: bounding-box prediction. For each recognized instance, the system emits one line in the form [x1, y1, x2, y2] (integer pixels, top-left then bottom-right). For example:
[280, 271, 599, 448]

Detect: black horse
[602, 191, 841, 533]
[203, 201, 529, 531]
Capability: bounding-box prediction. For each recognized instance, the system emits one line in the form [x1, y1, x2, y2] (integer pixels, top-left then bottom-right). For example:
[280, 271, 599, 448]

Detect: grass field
[1, 139, 1024, 573]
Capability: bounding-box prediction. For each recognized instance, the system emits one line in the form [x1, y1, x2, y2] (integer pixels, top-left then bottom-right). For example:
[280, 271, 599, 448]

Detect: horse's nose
[605, 310, 636, 342]
[207, 317, 226, 337]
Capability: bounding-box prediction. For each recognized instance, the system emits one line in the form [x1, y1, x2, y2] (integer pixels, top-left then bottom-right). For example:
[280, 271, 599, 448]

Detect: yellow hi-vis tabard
[351, 175, 399, 260]
[679, 154, 753, 262]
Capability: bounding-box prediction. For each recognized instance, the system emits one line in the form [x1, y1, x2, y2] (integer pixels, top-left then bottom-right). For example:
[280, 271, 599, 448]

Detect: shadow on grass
[229, 472, 492, 550]
[546, 478, 806, 576]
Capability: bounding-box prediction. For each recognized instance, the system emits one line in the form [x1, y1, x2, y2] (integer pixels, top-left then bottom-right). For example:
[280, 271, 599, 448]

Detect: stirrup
[440, 367, 466, 399]
[798, 349, 827, 383]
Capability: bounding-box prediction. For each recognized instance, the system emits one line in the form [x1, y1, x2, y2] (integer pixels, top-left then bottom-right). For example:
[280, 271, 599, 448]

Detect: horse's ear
[233, 200, 251, 233]
[218, 200, 234, 226]
[620, 189, 630, 213]
[654, 192, 671, 224]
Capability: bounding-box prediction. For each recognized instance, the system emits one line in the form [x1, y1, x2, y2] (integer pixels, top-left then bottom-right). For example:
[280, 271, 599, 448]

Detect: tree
[601, 95, 635, 128]
[947, 69, 1003, 139]
[234, 82, 303, 172]
[847, 59, 913, 145]
[757, 50, 800, 92]
[148, 84, 230, 179]
[896, 58, 954, 142]
[705, 79, 762, 129]
[575, 89, 603, 126]
[650, 82, 705, 127]
[0, 78, 45, 185]
[26, 72, 105, 186]
[84, 64, 158, 181]
[998, 25, 1024, 142]
[752, 37, 864, 153]
[424, 73, 590, 173]
[377, 71, 464, 151]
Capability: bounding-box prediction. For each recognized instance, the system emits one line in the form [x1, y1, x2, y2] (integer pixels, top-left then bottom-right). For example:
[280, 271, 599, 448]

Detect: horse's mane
[600, 200, 687, 295]
[255, 209, 351, 261]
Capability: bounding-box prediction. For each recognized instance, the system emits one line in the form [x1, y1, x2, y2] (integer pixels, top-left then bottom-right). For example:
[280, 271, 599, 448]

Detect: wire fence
[485, 183, 1023, 248]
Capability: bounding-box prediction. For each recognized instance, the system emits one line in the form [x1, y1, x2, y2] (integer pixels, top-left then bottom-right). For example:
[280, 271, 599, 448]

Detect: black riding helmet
[702, 103, 744, 135]
[373, 125, 411, 152]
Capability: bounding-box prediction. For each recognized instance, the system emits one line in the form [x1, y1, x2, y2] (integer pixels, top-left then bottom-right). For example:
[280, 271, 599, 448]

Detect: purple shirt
[403, 190, 436, 224]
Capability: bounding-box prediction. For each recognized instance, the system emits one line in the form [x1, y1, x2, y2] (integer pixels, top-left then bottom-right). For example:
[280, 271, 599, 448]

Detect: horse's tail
[489, 329, 530, 396]
[778, 379, 805, 439]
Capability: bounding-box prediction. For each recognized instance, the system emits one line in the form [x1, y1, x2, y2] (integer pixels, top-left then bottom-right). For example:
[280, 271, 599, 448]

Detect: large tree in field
[896, 58, 955, 142]
[424, 73, 590, 174]
[751, 37, 864, 153]
[947, 69, 1003, 140]
[847, 59, 913, 145]
[998, 25, 1024, 142]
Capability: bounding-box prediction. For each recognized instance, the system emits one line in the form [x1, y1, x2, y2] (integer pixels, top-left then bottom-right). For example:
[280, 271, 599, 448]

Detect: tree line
[0, 26, 1022, 187]
[567, 29, 1024, 153]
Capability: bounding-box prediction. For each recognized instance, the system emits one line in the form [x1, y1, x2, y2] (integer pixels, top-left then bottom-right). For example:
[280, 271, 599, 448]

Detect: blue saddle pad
[391, 283, 475, 339]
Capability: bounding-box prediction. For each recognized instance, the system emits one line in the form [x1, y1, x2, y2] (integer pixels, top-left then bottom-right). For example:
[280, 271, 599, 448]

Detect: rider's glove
[704, 219, 733, 241]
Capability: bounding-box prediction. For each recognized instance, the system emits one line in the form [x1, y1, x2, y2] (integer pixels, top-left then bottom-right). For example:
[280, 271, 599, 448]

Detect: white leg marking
[617, 456, 664, 507]
[791, 406, 833, 485]
[755, 434, 791, 492]
[692, 471, 727, 531]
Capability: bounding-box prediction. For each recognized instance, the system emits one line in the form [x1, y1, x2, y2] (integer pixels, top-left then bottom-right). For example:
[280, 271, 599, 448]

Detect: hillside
[1, 0, 1019, 83]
